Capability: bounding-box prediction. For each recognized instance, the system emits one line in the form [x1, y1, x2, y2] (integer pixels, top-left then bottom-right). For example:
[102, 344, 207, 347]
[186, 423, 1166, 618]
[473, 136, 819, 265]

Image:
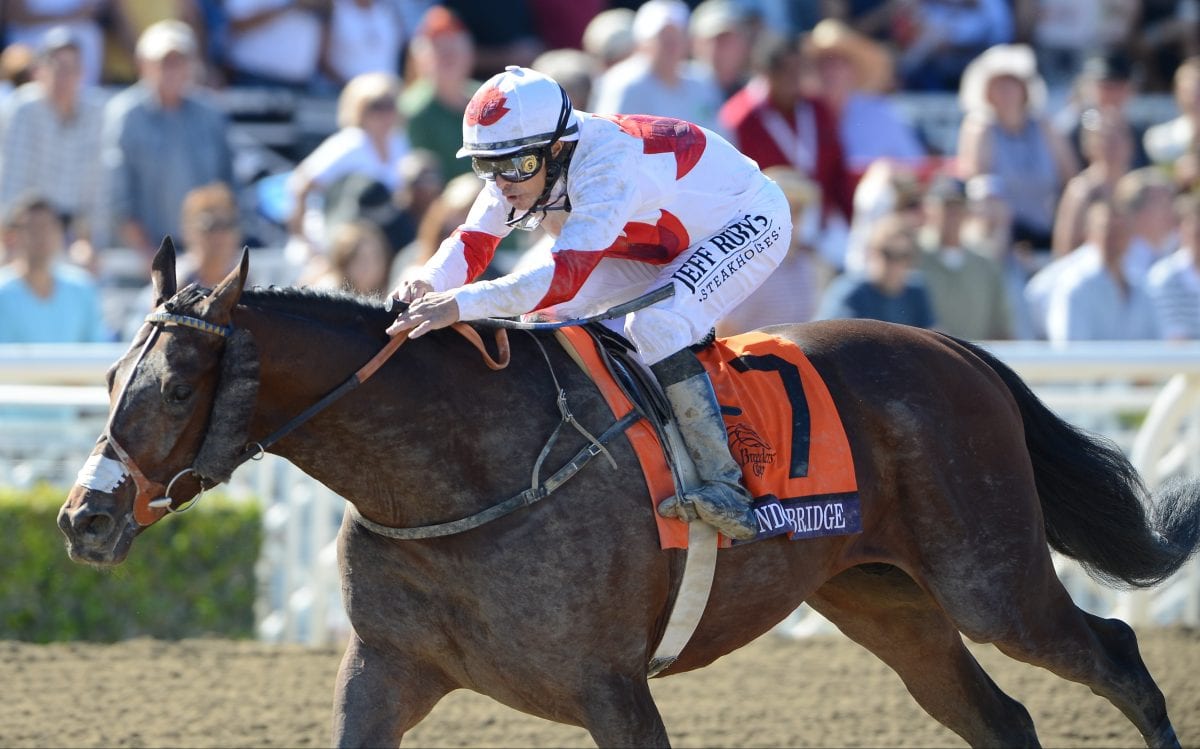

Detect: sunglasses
[471, 151, 544, 182]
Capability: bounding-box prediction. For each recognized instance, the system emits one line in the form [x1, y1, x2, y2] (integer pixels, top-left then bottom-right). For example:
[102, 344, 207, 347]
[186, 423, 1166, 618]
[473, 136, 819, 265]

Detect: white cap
[136, 20, 197, 61]
[457, 66, 580, 158]
[633, 0, 690, 43]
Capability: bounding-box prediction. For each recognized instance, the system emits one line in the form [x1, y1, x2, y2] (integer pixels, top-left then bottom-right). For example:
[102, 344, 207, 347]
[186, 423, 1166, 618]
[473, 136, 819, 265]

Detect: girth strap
[349, 409, 640, 539]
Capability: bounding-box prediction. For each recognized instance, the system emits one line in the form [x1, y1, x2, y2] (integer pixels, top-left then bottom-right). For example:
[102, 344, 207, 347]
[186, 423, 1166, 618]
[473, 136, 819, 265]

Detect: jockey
[388, 66, 791, 540]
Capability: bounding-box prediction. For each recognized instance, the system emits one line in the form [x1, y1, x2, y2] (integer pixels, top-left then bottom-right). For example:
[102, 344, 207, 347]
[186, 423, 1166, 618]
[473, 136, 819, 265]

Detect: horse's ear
[199, 249, 249, 324]
[151, 236, 178, 307]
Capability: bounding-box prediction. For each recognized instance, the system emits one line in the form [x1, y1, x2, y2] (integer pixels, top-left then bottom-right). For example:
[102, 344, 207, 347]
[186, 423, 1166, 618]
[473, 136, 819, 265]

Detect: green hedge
[0, 485, 261, 642]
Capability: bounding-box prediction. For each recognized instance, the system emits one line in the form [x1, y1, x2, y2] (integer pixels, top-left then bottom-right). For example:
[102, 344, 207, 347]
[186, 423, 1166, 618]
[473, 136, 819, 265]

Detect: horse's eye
[166, 383, 193, 404]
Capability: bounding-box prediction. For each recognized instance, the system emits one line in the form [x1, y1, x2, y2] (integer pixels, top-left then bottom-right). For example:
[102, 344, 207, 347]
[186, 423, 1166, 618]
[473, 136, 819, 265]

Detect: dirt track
[2, 627, 1197, 748]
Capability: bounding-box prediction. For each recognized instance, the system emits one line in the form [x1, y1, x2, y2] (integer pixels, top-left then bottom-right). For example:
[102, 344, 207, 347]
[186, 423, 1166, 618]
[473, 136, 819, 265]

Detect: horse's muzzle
[58, 485, 137, 566]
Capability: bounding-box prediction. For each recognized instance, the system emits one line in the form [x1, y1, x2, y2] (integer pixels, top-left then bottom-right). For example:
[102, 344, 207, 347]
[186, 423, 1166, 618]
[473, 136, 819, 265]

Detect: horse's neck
[245, 310, 565, 528]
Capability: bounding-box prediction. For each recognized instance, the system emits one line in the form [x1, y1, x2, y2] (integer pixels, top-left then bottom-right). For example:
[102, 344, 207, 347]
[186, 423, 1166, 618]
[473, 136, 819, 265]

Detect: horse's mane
[172, 284, 394, 335]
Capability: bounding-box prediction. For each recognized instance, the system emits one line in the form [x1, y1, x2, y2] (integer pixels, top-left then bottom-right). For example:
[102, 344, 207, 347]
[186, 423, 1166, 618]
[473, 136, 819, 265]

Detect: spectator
[1024, 0, 1139, 90]
[917, 177, 1013, 340]
[689, 0, 752, 101]
[1051, 109, 1134, 257]
[1146, 190, 1200, 339]
[842, 159, 924, 274]
[4, 0, 106, 85]
[288, 72, 407, 243]
[99, 20, 233, 255]
[527, 0, 605, 52]
[1055, 52, 1149, 170]
[962, 173, 1038, 338]
[392, 171, 482, 282]
[816, 214, 936, 328]
[0, 195, 109, 343]
[1044, 200, 1159, 342]
[806, 18, 925, 180]
[590, 0, 725, 133]
[894, 0, 1016, 91]
[304, 219, 392, 296]
[957, 44, 1078, 254]
[530, 49, 596, 127]
[101, 0, 207, 86]
[581, 7, 635, 71]
[1144, 56, 1200, 185]
[123, 183, 249, 339]
[0, 43, 36, 101]
[442, 0, 542, 79]
[719, 34, 854, 229]
[1134, 0, 1200, 92]
[0, 27, 104, 253]
[322, 0, 405, 86]
[1116, 168, 1179, 282]
[717, 166, 826, 335]
[224, 0, 324, 91]
[399, 6, 477, 181]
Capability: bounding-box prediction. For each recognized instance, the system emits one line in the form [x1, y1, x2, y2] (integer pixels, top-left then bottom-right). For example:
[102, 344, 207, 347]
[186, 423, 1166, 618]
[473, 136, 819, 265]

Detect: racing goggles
[471, 150, 545, 183]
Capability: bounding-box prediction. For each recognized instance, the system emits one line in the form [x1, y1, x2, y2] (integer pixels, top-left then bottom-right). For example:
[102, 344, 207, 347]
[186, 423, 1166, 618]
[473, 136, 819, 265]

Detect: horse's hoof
[1146, 720, 1180, 749]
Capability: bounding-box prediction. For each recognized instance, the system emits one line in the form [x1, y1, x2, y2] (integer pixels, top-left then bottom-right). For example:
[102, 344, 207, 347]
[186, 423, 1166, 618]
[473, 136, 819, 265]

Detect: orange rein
[356, 324, 511, 383]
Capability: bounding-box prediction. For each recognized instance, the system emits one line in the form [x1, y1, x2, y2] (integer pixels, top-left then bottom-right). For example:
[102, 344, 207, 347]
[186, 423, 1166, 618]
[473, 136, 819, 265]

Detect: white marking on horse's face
[75, 453, 128, 494]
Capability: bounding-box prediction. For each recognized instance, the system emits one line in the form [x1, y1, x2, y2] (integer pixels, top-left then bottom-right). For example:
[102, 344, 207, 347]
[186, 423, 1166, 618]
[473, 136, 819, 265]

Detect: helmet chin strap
[504, 142, 575, 230]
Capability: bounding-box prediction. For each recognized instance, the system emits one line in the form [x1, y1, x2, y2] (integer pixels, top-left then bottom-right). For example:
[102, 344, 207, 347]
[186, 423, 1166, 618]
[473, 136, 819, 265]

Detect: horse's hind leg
[808, 565, 1041, 748]
[331, 633, 452, 747]
[966, 572, 1176, 748]
[924, 537, 1178, 748]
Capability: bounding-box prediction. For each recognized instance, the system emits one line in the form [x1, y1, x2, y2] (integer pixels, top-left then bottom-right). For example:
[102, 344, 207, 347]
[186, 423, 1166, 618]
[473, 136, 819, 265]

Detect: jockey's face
[496, 141, 563, 212]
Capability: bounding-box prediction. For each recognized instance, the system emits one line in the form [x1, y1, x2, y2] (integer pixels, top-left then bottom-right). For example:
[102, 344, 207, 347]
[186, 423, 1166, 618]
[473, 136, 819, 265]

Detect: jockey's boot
[651, 349, 758, 541]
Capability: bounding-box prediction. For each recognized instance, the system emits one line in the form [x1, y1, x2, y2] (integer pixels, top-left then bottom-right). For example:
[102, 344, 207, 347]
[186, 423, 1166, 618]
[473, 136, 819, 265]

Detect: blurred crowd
[0, 0, 1199, 346]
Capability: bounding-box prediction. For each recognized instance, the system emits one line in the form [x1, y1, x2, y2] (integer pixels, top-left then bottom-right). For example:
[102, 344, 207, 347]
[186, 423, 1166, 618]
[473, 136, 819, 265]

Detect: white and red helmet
[457, 66, 580, 159]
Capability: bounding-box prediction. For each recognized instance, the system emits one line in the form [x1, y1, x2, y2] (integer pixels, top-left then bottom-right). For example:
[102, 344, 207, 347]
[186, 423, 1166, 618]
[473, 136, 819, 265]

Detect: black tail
[957, 338, 1200, 589]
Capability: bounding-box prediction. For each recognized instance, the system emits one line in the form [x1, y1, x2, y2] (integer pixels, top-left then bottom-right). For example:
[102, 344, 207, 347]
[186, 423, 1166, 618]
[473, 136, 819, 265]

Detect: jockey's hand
[386, 291, 460, 338]
[388, 278, 434, 306]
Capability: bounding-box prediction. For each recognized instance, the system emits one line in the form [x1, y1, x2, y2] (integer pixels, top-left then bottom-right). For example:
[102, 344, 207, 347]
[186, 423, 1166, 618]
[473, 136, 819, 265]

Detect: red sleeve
[455, 229, 502, 283]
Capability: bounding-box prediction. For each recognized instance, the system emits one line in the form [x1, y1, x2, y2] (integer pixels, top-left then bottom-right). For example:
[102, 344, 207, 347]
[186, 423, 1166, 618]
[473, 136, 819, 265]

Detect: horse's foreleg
[808, 565, 1041, 748]
[331, 633, 451, 748]
[581, 672, 670, 748]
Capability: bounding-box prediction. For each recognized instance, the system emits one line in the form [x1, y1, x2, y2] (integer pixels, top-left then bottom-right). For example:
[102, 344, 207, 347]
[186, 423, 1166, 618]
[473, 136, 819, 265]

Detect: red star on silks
[605, 210, 691, 264]
[465, 87, 510, 126]
[602, 115, 707, 180]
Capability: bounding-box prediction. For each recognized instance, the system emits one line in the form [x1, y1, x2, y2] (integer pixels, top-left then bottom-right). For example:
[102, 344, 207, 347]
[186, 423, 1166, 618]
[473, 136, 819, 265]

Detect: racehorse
[59, 241, 1200, 748]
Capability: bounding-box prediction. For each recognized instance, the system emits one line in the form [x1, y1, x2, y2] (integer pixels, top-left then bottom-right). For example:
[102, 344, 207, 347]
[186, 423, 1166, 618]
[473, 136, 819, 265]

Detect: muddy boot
[651, 349, 758, 541]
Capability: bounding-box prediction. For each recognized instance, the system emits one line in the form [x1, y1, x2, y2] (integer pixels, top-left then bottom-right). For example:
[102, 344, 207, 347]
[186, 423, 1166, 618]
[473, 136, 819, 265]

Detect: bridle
[105, 306, 510, 527]
[105, 311, 234, 526]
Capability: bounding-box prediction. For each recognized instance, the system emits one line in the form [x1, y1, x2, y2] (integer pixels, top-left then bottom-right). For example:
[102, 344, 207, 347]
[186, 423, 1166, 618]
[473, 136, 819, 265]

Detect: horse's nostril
[77, 511, 115, 541]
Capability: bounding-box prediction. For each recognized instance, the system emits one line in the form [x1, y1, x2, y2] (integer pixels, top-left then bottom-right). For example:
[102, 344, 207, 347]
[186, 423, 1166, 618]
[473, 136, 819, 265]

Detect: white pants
[552, 181, 792, 365]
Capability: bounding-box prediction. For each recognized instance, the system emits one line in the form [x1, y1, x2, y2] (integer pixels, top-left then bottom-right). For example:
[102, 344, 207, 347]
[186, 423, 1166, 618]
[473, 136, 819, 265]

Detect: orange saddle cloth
[557, 328, 861, 549]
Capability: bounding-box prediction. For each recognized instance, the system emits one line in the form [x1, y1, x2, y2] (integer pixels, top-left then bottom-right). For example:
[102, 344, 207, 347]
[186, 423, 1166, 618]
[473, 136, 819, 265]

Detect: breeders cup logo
[670, 214, 781, 302]
[729, 423, 775, 478]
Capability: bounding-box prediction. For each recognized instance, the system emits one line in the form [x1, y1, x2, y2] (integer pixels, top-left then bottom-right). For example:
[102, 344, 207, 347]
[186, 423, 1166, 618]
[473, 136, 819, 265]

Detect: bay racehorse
[59, 241, 1200, 748]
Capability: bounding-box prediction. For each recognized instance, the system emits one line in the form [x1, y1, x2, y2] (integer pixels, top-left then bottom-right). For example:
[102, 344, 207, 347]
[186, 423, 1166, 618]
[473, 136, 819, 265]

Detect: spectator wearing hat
[957, 44, 1078, 254]
[288, 72, 408, 245]
[224, 0, 324, 91]
[3, 0, 106, 85]
[99, 20, 233, 255]
[1044, 199, 1159, 342]
[590, 0, 725, 133]
[1055, 52, 1149, 170]
[0, 27, 104, 254]
[917, 177, 1013, 340]
[806, 18, 925, 180]
[1144, 56, 1200, 186]
[581, 8, 635, 71]
[689, 0, 751, 102]
[400, 6, 478, 181]
[720, 34, 854, 230]
[1146, 190, 1200, 340]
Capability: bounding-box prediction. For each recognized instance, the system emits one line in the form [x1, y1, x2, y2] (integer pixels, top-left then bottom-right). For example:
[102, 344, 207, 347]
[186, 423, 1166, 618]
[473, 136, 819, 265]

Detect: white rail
[3, 340, 1199, 644]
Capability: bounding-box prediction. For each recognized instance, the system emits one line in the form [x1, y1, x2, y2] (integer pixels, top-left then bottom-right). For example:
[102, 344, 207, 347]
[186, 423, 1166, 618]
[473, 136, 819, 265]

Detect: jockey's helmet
[457, 66, 580, 159]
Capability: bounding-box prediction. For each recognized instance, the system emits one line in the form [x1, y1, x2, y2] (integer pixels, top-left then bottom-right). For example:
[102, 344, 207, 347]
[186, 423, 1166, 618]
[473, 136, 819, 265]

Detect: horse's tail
[955, 337, 1200, 589]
